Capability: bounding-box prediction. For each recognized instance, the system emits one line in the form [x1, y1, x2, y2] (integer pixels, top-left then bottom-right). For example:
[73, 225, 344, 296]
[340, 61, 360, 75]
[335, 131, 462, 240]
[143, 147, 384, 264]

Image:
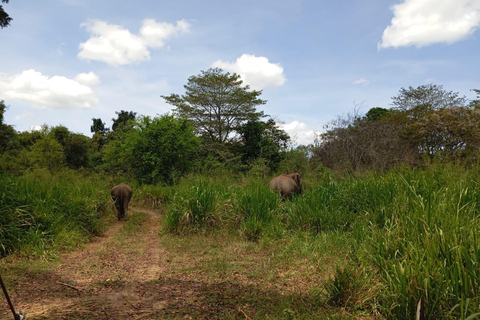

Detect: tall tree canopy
[391, 84, 466, 120]
[123, 115, 199, 184]
[240, 118, 290, 171]
[112, 110, 137, 131]
[0, 0, 12, 28]
[90, 118, 107, 134]
[162, 68, 266, 144]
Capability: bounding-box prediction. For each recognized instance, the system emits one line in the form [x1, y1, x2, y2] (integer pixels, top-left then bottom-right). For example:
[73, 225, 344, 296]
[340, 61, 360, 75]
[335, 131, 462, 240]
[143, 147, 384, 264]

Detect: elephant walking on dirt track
[111, 184, 133, 221]
[269, 173, 303, 200]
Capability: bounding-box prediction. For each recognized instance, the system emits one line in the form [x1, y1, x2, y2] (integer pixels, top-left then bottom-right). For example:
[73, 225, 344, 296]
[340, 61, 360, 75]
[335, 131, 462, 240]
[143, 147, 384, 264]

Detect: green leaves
[124, 115, 200, 184]
[162, 68, 266, 144]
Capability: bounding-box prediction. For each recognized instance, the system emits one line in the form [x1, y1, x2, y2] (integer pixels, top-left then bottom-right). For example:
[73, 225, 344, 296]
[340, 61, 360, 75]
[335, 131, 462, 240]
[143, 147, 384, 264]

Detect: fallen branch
[57, 282, 80, 291]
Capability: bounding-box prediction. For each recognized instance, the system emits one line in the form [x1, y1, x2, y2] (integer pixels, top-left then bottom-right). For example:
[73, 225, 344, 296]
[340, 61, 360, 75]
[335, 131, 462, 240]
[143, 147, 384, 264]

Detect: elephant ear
[292, 173, 301, 185]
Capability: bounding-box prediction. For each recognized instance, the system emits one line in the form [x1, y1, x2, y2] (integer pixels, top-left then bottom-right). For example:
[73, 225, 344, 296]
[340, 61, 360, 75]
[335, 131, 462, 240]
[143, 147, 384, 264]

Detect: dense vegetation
[1, 69, 480, 319]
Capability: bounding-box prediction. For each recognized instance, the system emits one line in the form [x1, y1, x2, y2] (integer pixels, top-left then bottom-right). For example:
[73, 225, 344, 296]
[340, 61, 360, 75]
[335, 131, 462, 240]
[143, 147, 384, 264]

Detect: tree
[29, 137, 65, 172]
[312, 109, 418, 173]
[50, 125, 70, 147]
[240, 118, 290, 172]
[391, 84, 466, 120]
[0, 100, 16, 153]
[49, 126, 91, 169]
[123, 115, 200, 184]
[470, 89, 480, 109]
[63, 134, 91, 169]
[90, 118, 107, 134]
[112, 110, 136, 131]
[0, 0, 12, 29]
[410, 107, 480, 160]
[162, 68, 266, 144]
[365, 107, 393, 122]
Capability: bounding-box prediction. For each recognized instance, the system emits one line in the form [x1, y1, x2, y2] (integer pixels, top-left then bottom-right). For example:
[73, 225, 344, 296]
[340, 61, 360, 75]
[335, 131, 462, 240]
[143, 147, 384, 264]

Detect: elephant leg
[117, 203, 124, 220]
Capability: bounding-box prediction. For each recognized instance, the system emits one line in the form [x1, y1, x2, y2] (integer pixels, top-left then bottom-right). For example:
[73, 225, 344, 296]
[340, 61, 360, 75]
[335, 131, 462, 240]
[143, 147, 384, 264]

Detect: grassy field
[138, 165, 480, 319]
[2, 165, 480, 319]
[0, 169, 115, 258]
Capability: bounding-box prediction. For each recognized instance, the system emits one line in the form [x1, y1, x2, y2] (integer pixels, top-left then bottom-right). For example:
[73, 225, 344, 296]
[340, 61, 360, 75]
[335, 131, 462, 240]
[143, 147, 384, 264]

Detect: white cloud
[30, 125, 43, 132]
[78, 19, 190, 66]
[278, 120, 319, 145]
[75, 72, 100, 86]
[212, 54, 286, 90]
[354, 78, 370, 85]
[0, 69, 99, 109]
[379, 0, 480, 49]
[140, 19, 190, 48]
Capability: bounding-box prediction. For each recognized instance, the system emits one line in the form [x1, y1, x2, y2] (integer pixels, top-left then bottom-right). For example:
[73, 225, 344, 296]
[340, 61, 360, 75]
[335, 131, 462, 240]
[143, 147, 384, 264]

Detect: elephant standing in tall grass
[269, 173, 303, 199]
[111, 184, 133, 221]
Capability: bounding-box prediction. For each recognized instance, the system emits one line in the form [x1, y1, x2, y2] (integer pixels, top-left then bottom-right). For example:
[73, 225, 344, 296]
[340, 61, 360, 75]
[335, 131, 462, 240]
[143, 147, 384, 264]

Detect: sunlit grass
[0, 170, 113, 258]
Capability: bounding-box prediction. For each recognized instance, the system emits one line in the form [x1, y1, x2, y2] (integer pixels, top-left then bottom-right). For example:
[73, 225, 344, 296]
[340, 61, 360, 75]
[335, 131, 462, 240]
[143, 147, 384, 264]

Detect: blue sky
[1, 0, 479, 145]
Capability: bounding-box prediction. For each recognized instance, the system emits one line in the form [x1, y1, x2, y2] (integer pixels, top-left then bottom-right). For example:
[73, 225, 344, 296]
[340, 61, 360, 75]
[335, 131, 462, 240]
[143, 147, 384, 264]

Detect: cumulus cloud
[278, 120, 319, 145]
[78, 19, 190, 66]
[0, 69, 99, 109]
[212, 54, 286, 90]
[75, 72, 100, 86]
[379, 0, 480, 49]
[140, 19, 190, 48]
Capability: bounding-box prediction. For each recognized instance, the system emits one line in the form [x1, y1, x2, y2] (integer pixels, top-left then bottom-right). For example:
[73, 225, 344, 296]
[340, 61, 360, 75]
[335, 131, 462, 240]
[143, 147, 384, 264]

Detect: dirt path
[1, 206, 356, 320]
[1, 207, 171, 320]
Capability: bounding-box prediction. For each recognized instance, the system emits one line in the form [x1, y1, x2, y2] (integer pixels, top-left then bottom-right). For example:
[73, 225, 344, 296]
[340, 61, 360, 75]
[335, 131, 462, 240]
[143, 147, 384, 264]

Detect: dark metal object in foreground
[0, 274, 26, 320]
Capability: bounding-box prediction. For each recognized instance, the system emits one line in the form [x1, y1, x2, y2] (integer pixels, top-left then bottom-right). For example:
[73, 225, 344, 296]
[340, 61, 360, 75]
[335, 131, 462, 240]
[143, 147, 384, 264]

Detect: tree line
[314, 85, 480, 174]
[1, 68, 479, 183]
[0, 68, 290, 183]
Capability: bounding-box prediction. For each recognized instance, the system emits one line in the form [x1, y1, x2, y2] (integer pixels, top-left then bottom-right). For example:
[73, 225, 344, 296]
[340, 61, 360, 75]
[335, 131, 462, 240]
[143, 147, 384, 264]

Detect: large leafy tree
[124, 115, 200, 184]
[162, 68, 266, 144]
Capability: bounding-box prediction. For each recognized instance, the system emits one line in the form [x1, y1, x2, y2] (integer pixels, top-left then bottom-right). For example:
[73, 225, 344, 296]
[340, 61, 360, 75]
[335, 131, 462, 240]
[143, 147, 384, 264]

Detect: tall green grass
[370, 168, 480, 319]
[232, 181, 281, 241]
[140, 165, 480, 319]
[0, 171, 112, 257]
[164, 180, 222, 232]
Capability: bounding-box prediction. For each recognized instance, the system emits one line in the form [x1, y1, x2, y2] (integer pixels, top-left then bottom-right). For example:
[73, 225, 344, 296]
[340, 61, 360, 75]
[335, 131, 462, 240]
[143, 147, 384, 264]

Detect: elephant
[269, 173, 303, 199]
[111, 183, 133, 221]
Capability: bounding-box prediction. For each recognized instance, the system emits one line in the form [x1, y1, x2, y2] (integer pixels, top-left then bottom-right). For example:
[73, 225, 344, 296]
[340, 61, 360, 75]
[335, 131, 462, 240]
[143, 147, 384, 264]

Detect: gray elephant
[269, 173, 303, 199]
[111, 183, 133, 221]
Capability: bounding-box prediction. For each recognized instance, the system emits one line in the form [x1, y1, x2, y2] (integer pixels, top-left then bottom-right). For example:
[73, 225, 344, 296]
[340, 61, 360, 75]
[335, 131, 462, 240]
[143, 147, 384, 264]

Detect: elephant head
[269, 172, 303, 200]
[111, 183, 133, 221]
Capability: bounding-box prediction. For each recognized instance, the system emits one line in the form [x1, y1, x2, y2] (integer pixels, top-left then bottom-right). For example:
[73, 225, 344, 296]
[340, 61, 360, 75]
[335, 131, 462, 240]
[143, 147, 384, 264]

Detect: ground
[0, 207, 375, 320]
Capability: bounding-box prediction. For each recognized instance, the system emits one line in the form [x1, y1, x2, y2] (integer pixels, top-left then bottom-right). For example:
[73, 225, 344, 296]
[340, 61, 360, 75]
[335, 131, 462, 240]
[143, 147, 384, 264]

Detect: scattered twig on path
[238, 307, 252, 320]
[121, 294, 139, 310]
[57, 282, 80, 291]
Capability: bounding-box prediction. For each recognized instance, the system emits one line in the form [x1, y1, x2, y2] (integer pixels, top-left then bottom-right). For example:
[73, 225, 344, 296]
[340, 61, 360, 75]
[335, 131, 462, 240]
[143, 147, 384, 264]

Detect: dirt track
[1, 206, 348, 320]
[0, 208, 175, 319]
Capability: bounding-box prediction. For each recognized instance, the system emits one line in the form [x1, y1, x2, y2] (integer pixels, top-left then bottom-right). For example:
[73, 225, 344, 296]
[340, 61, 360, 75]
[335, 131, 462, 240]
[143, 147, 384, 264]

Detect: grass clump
[0, 171, 112, 258]
[232, 181, 281, 241]
[164, 180, 220, 233]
